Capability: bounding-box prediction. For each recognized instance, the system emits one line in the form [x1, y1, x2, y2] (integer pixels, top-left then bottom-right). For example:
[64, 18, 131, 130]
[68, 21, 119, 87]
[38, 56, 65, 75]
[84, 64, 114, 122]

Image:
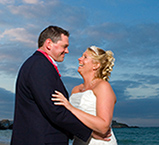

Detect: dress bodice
[70, 90, 117, 145]
[70, 90, 96, 115]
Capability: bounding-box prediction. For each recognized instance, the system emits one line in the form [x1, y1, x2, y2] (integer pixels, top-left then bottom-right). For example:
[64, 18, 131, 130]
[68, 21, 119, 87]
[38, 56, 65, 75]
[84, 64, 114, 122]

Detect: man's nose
[65, 47, 69, 54]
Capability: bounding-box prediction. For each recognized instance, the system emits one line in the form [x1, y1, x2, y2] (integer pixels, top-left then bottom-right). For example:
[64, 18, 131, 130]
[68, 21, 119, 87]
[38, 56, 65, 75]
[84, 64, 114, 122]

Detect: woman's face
[78, 50, 94, 75]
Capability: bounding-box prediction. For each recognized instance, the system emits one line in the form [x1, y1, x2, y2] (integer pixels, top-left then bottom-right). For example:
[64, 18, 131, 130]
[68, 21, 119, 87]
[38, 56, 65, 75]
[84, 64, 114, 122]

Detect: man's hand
[91, 127, 112, 141]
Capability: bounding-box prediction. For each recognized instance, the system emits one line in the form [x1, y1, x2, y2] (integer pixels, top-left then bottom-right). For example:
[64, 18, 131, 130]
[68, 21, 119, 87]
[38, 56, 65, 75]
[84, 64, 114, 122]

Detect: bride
[52, 46, 117, 145]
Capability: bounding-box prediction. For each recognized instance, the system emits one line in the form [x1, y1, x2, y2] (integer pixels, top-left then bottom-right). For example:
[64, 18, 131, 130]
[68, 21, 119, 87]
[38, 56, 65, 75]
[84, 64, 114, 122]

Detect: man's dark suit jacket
[11, 51, 92, 145]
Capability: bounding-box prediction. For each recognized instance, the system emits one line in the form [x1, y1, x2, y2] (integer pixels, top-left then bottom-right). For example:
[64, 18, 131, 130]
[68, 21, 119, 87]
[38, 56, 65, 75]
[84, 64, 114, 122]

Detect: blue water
[0, 129, 12, 144]
[113, 127, 159, 145]
[0, 127, 159, 145]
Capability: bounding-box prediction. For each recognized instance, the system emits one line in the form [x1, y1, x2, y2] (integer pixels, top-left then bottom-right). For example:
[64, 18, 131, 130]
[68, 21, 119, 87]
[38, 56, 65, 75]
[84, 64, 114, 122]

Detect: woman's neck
[81, 76, 100, 92]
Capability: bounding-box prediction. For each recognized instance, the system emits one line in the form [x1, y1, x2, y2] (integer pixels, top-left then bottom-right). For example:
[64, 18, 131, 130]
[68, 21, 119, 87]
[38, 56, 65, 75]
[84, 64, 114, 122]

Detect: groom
[11, 26, 92, 145]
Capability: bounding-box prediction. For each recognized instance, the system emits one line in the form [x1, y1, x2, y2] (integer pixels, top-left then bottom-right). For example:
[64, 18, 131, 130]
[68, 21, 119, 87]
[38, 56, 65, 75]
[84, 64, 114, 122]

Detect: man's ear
[93, 63, 100, 70]
[46, 38, 53, 50]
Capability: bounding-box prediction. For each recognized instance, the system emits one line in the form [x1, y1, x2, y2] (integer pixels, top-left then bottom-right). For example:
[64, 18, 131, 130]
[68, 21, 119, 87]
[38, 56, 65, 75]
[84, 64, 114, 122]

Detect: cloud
[7, 1, 62, 19]
[0, 1, 159, 92]
[0, 43, 35, 75]
[114, 98, 159, 118]
[111, 77, 159, 101]
[110, 80, 141, 101]
[126, 84, 159, 99]
[0, 0, 14, 4]
[22, 0, 41, 4]
[6, 0, 89, 31]
[0, 88, 14, 119]
[0, 27, 37, 75]
[61, 76, 83, 95]
[68, 22, 159, 68]
[0, 28, 35, 44]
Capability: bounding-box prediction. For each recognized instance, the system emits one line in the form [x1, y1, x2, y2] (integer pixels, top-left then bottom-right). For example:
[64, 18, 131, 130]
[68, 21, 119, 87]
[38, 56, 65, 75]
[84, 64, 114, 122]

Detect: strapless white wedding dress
[70, 90, 117, 145]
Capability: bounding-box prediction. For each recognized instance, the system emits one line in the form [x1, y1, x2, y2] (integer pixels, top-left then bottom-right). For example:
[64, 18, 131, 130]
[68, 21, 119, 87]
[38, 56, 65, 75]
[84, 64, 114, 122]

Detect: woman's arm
[52, 81, 116, 134]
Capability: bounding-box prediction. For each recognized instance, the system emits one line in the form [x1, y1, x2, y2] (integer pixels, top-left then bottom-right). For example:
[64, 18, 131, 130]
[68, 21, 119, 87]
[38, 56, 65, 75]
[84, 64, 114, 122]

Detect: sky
[0, 0, 159, 127]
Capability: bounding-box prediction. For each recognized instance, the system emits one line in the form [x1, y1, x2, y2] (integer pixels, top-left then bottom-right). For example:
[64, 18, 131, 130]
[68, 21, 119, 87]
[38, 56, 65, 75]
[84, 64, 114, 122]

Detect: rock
[111, 120, 139, 128]
[9, 121, 13, 129]
[0, 119, 13, 130]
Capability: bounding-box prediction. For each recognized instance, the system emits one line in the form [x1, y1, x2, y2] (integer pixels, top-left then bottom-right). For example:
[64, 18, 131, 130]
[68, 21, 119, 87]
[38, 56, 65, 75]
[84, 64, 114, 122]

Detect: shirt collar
[48, 55, 58, 66]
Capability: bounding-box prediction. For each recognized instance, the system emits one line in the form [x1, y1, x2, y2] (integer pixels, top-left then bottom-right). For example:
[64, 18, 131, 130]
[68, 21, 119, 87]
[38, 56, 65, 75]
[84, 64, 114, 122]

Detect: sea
[0, 127, 159, 145]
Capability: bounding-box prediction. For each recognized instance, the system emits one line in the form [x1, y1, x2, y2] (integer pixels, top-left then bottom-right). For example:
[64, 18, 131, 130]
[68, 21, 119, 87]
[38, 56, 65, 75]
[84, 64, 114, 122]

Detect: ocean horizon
[0, 127, 159, 145]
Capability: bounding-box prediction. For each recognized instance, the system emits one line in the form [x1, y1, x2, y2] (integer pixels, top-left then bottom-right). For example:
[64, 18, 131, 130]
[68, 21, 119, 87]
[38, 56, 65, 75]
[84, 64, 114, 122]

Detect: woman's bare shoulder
[93, 80, 116, 101]
[95, 80, 112, 90]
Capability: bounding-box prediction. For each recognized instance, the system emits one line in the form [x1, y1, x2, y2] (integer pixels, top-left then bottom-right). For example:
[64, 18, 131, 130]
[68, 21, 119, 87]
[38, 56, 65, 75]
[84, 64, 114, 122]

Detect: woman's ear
[93, 63, 100, 70]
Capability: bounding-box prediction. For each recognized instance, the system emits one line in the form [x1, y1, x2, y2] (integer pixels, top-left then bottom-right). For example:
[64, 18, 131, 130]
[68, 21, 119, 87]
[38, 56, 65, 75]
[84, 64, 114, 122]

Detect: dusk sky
[0, 0, 159, 127]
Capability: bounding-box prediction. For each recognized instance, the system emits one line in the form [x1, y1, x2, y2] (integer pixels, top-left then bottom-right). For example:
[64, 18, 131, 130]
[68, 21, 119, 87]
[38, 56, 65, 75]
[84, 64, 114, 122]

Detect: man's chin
[57, 58, 64, 62]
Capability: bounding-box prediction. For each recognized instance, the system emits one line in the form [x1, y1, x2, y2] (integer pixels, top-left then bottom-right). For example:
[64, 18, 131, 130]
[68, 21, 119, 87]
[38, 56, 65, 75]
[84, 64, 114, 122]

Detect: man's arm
[28, 56, 92, 141]
[92, 128, 111, 141]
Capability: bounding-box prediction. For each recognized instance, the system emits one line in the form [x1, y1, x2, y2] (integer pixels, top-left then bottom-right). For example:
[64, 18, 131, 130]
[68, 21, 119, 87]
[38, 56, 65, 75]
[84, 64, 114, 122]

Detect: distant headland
[0, 119, 139, 130]
[111, 120, 139, 128]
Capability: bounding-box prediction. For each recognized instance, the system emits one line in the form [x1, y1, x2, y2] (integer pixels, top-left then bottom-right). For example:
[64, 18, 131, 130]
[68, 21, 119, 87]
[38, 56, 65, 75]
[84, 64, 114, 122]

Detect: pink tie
[37, 49, 61, 77]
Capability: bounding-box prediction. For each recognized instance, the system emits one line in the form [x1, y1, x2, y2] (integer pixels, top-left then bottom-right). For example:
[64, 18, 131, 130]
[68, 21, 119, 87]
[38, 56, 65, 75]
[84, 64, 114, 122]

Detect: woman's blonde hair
[87, 46, 115, 81]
